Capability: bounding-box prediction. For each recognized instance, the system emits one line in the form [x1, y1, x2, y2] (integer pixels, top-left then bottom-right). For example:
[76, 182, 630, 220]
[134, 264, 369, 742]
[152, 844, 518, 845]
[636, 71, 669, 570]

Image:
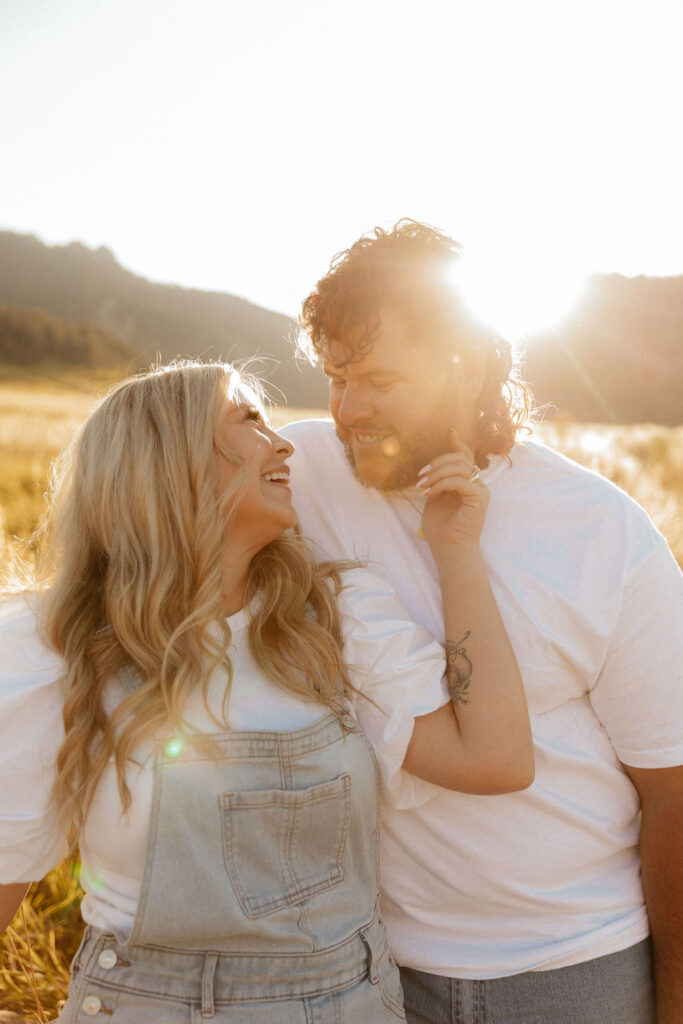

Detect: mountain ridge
[0, 231, 328, 407]
[0, 231, 681, 422]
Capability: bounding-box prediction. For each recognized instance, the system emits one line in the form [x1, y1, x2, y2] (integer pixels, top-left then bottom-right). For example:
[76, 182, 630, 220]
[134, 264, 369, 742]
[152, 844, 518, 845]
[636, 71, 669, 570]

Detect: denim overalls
[59, 712, 405, 1022]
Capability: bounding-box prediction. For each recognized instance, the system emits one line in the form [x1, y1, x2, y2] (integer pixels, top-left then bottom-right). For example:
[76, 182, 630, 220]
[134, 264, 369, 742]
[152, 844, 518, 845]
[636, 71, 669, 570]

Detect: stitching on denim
[476, 979, 486, 1024]
[221, 775, 351, 917]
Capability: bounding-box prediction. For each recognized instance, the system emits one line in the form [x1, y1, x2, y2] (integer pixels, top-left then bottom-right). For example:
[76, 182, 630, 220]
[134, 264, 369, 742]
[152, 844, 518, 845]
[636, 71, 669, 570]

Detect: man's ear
[453, 345, 487, 402]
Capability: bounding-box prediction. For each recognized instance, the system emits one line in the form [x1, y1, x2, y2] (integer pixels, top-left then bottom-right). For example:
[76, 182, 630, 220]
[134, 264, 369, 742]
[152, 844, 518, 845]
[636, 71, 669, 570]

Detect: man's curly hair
[300, 220, 532, 464]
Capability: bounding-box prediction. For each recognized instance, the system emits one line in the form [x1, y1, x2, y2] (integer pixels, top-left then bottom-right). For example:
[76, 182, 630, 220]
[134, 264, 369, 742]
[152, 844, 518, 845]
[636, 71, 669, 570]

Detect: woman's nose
[269, 428, 294, 459]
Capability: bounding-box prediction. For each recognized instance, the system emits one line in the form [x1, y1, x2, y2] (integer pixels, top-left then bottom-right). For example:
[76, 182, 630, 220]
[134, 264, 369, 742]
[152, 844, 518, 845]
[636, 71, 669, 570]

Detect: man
[281, 220, 683, 1024]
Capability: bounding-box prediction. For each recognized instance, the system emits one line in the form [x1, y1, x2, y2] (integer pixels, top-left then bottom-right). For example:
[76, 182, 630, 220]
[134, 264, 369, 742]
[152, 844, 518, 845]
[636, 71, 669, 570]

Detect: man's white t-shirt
[0, 569, 449, 940]
[280, 419, 683, 979]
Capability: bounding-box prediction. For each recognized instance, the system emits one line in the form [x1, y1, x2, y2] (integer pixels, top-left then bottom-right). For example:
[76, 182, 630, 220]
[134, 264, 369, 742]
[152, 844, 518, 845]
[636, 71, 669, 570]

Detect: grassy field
[1, 371, 681, 568]
[1, 370, 681, 1020]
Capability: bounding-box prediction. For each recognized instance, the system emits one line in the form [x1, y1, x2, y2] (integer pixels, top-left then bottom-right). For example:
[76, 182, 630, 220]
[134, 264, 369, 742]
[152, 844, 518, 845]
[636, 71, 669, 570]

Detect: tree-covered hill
[0, 232, 328, 407]
[0, 302, 136, 368]
[525, 273, 683, 425]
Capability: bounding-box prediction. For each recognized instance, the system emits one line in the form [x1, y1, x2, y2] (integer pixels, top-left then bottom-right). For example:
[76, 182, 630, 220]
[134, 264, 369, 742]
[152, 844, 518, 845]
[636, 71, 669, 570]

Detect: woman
[0, 361, 532, 1022]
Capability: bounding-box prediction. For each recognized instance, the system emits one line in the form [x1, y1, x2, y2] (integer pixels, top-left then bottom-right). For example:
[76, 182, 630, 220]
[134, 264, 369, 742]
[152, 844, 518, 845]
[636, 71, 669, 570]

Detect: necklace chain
[397, 490, 426, 540]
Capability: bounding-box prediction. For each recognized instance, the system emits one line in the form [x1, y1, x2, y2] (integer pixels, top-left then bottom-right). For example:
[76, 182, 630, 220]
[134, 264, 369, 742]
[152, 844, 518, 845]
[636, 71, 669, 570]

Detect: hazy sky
[2, 0, 681, 337]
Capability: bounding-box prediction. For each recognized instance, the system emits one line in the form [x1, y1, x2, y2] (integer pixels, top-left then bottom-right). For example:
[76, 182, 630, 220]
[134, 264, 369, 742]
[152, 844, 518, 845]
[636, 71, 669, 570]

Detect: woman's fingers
[426, 477, 489, 502]
[446, 427, 475, 464]
[417, 428, 487, 547]
[420, 476, 489, 547]
[418, 460, 477, 491]
[417, 429, 477, 483]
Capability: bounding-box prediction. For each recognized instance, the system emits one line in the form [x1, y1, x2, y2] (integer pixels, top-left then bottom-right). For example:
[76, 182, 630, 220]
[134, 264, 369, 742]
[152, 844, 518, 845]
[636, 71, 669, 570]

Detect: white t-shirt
[280, 418, 683, 979]
[0, 569, 449, 939]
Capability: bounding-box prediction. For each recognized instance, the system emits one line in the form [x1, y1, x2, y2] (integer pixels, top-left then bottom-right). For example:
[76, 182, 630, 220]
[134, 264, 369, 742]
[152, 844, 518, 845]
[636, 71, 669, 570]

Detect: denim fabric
[400, 938, 655, 1024]
[59, 713, 405, 1022]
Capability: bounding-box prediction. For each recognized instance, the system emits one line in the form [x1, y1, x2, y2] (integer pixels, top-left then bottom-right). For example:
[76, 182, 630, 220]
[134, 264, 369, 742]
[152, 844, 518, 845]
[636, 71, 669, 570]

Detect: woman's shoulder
[336, 567, 441, 649]
[0, 594, 69, 883]
[337, 566, 398, 603]
[0, 592, 64, 699]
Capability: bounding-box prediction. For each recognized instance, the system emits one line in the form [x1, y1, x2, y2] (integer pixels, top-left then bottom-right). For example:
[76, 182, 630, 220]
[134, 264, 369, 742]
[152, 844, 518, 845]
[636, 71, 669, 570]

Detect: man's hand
[622, 762, 683, 1024]
[418, 428, 489, 550]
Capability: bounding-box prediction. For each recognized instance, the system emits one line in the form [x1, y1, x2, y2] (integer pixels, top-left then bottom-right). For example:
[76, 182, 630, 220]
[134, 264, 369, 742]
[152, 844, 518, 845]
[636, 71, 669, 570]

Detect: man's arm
[0, 882, 30, 934]
[622, 763, 683, 1024]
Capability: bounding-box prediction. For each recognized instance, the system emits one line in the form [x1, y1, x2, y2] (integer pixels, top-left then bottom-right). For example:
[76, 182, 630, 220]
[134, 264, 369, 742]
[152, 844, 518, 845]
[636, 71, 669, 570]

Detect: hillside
[0, 231, 681, 421]
[525, 273, 683, 425]
[0, 302, 136, 369]
[0, 232, 328, 407]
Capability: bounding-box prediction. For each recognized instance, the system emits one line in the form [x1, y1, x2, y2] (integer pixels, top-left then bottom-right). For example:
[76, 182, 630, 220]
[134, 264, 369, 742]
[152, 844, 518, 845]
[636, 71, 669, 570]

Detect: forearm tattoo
[446, 631, 473, 705]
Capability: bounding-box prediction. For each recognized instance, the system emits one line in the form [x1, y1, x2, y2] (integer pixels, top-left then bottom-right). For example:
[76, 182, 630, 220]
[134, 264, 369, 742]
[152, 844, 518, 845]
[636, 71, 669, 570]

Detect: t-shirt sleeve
[589, 534, 683, 769]
[0, 597, 68, 882]
[338, 569, 450, 809]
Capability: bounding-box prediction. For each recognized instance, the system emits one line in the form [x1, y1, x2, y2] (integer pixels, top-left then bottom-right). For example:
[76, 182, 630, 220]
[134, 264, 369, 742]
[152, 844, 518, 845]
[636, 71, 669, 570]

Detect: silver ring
[468, 466, 480, 482]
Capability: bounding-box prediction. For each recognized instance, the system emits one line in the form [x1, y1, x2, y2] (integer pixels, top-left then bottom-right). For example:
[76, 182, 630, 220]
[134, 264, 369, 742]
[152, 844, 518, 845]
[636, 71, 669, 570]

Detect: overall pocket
[221, 774, 351, 918]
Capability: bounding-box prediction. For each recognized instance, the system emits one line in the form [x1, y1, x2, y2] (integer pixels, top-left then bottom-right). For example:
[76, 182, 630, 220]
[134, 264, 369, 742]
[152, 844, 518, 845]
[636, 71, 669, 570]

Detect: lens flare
[165, 736, 184, 758]
[382, 437, 400, 456]
[79, 864, 106, 892]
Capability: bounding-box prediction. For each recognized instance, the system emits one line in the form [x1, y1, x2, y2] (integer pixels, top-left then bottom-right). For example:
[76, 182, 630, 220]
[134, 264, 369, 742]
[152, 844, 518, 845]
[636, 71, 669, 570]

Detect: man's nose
[336, 385, 374, 425]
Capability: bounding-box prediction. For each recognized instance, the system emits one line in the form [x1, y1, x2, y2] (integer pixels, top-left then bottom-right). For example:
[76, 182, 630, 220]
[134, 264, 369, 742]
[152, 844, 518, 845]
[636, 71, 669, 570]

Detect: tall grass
[0, 376, 681, 1020]
[538, 419, 682, 567]
[1, 863, 82, 1021]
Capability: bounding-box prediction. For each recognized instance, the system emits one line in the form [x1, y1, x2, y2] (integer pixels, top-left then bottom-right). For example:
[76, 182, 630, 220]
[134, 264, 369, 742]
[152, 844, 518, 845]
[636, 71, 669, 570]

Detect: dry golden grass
[1, 380, 680, 567]
[0, 863, 82, 1021]
[537, 419, 683, 567]
[0, 371, 119, 561]
[0, 373, 681, 1021]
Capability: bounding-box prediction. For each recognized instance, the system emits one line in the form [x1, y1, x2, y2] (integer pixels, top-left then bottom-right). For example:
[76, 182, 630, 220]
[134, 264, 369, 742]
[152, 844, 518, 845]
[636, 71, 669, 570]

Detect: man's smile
[350, 429, 394, 447]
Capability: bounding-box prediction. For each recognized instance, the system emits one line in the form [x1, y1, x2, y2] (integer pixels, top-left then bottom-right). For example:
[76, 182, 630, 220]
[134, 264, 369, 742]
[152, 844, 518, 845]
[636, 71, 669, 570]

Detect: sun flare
[455, 259, 587, 342]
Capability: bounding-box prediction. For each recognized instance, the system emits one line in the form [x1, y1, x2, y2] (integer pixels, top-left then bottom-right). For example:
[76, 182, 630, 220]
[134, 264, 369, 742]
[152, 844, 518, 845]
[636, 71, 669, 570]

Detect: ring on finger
[468, 466, 481, 482]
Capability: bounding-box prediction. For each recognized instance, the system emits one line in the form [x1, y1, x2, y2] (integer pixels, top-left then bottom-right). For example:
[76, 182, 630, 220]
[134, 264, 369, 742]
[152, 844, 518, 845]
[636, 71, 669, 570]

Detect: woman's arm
[402, 430, 534, 794]
[0, 882, 30, 934]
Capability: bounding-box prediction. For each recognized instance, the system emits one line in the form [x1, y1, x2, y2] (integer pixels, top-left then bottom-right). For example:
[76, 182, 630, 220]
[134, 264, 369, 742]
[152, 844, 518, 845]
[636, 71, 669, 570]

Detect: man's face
[324, 306, 470, 491]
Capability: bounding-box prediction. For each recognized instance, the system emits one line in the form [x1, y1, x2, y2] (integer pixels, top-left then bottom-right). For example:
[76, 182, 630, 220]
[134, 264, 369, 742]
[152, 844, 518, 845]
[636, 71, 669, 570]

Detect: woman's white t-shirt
[0, 569, 449, 939]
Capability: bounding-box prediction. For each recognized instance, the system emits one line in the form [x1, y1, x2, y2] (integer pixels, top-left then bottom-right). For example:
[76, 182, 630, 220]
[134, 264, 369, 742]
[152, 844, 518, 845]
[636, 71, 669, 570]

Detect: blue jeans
[400, 938, 655, 1024]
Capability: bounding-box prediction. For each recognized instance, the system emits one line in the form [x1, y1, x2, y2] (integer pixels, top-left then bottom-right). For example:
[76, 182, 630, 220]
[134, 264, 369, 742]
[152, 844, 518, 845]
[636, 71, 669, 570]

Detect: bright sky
[1, 0, 681, 338]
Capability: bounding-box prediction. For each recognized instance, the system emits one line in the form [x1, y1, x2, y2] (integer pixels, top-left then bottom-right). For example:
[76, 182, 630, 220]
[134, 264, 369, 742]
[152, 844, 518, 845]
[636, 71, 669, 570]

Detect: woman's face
[215, 395, 297, 554]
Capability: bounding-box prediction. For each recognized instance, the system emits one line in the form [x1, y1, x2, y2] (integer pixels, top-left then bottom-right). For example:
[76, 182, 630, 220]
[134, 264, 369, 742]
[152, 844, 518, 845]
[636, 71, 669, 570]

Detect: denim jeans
[400, 938, 655, 1024]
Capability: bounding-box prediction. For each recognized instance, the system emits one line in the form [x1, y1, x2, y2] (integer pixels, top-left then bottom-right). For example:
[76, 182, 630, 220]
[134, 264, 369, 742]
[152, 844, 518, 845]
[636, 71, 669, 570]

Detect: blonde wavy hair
[26, 361, 353, 848]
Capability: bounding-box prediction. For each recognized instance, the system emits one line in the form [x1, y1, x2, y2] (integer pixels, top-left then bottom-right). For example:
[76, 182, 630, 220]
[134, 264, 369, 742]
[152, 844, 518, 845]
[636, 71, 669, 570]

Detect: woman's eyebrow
[235, 402, 261, 414]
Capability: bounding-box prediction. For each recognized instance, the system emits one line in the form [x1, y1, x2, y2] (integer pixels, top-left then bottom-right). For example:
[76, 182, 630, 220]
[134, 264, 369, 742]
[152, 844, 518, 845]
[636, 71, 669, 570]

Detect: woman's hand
[417, 429, 489, 551]
[404, 430, 533, 794]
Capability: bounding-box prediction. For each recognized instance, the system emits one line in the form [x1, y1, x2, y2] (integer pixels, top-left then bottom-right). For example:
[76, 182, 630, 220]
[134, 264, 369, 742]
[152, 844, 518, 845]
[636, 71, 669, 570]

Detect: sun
[453, 257, 587, 342]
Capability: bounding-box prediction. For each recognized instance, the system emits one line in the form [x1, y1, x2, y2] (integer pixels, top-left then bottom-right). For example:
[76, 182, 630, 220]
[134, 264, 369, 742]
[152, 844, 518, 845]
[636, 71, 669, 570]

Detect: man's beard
[335, 425, 438, 492]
